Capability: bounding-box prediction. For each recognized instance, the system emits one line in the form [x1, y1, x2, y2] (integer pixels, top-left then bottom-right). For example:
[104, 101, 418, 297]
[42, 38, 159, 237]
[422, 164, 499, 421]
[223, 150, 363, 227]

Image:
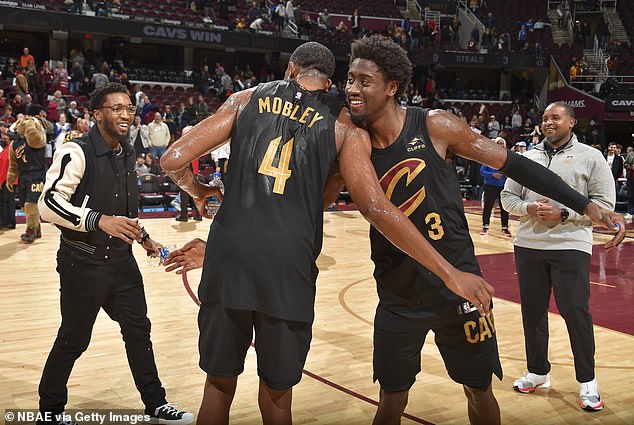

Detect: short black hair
[289, 42, 335, 79]
[548, 101, 576, 118]
[350, 35, 412, 98]
[90, 82, 130, 111]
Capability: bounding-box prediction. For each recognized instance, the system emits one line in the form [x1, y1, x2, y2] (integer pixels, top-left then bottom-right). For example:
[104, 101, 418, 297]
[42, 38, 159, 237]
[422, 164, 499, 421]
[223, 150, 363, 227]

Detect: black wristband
[501, 151, 590, 215]
[140, 227, 150, 243]
[86, 211, 102, 232]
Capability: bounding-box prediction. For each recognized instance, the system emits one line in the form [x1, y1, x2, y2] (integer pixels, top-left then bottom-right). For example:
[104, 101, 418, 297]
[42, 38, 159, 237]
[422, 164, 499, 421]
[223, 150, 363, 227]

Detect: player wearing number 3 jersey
[336, 35, 625, 425]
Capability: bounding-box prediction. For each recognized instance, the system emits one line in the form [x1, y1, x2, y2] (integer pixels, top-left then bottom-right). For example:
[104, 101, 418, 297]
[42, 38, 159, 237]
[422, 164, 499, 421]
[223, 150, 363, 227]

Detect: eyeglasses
[99, 104, 137, 115]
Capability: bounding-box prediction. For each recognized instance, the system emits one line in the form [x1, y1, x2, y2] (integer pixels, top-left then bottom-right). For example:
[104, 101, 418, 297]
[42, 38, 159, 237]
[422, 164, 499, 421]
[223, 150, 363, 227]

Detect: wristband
[140, 227, 150, 243]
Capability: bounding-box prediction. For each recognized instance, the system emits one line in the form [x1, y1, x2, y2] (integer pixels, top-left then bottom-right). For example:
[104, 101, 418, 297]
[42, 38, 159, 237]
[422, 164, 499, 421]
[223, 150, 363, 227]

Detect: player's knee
[463, 383, 493, 403]
[205, 374, 238, 394]
[379, 388, 409, 411]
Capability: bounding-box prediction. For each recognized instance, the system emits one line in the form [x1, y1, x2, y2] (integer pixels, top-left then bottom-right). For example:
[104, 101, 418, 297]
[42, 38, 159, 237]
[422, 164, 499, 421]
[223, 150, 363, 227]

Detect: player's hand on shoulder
[445, 270, 494, 317]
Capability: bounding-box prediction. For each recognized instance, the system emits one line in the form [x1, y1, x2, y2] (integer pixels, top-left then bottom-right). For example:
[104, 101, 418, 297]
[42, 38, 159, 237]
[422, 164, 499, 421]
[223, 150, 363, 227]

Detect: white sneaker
[513, 372, 551, 393]
[579, 378, 605, 411]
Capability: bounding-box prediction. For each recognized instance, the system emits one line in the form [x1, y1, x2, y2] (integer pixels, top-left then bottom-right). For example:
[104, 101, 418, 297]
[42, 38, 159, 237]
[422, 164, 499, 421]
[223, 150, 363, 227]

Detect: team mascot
[6, 116, 47, 243]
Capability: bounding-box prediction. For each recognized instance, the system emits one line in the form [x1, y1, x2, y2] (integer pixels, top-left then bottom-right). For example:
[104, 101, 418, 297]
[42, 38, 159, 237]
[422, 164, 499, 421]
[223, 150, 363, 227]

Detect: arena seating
[475, 0, 554, 55]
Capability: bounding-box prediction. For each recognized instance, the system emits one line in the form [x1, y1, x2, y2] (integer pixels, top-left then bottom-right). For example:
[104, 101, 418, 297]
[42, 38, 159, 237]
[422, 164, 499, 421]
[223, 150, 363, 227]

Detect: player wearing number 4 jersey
[161, 41, 624, 425]
[331, 35, 626, 425]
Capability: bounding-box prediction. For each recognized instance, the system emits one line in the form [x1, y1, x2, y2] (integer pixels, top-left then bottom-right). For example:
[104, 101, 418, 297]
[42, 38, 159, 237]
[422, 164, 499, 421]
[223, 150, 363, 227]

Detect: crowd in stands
[1, 0, 632, 212]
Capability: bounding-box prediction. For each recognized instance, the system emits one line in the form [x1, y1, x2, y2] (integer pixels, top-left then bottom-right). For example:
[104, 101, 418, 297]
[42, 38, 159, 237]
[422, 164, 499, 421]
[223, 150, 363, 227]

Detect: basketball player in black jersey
[341, 35, 625, 425]
[160, 42, 506, 424]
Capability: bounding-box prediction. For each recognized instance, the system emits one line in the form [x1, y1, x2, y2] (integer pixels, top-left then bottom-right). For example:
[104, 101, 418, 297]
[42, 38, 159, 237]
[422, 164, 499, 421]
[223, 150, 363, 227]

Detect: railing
[551, 53, 634, 100]
[599, 0, 617, 12]
[608, 75, 634, 85]
[457, 0, 486, 46]
[425, 9, 441, 26]
[605, 14, 615, 41]
[458, 0, 481, 25]
[548, 0, 574, 38]
[287, 19, 298, 36]
[408, 0, 422, 19]
[534, 93, 542, 112]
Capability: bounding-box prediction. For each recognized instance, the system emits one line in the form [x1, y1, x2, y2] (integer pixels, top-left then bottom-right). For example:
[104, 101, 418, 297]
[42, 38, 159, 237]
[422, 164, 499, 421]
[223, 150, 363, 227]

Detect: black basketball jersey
[200, 80, 342, 323]
[370, 107, 481, 320]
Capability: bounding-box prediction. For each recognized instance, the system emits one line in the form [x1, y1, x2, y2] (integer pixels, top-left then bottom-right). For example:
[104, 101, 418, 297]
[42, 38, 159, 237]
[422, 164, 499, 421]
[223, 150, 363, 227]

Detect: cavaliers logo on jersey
[14, 143, 28, 163]
[379, 159, 427, 217]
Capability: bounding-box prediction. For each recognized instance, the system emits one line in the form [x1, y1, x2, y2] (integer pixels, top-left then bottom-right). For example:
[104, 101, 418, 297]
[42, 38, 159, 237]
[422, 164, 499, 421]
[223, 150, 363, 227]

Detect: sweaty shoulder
[425, 108, 476, 150]
[427, 108, 472, 138]
[335, 108, 370, 152]
[221, 87, 256, 121]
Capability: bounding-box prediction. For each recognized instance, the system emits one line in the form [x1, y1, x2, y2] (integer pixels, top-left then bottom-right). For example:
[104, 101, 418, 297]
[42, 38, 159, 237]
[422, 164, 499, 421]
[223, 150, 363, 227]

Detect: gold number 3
[258, 136, 295, 194]
[425, 212, 445, 240]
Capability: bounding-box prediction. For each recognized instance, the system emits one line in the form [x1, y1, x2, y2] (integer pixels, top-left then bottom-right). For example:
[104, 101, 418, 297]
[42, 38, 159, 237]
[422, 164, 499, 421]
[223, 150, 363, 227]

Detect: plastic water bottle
[206, 168, 224, 219]
[147, 243, 177, 267]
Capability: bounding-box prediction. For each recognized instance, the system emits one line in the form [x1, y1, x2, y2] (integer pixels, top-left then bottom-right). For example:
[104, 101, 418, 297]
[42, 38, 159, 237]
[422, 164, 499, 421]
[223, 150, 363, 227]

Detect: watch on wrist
[560, 207, 570, 223]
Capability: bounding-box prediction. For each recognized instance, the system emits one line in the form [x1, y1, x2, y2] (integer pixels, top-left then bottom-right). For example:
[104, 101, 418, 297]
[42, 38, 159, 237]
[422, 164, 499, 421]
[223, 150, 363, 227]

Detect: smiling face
[541, 104, 575, 147]
[345, 58, 398, 124]
[93, 92, 133, 146]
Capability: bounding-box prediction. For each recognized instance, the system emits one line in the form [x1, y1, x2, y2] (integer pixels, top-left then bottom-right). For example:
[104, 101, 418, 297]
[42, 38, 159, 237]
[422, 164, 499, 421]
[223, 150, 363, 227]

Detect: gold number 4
[258, 136, 295, 194]
[425, 212, 445, 240]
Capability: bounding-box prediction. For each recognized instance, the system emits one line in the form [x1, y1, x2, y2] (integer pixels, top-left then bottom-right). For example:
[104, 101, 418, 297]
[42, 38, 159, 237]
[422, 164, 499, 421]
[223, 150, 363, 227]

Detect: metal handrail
[407, 0, 422, 19]
[599, 0, 617, 12]
[287, 19, 298, 36]
[457, 0, 485, 32]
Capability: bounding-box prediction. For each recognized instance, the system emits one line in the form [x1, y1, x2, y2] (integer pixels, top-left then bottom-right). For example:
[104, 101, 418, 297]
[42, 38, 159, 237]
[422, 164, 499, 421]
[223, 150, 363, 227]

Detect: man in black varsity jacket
[37, 83, 194, 425]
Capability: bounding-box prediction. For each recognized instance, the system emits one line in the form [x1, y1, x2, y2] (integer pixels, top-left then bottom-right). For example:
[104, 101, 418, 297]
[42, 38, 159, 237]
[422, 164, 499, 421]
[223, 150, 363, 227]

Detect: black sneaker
[480, 226, 489, 236]
[501, 228, 512, 238]
[147, 403, 194, 424]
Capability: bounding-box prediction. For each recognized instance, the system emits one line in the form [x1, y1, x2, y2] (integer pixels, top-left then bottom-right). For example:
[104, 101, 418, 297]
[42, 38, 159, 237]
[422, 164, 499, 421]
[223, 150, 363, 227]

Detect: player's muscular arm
[427, 109, 625, 246]
[426, 109, 508, 168]
[323, 163, 344, 210]
[336, 116, 494, 316]
[160, 89, 253, 200]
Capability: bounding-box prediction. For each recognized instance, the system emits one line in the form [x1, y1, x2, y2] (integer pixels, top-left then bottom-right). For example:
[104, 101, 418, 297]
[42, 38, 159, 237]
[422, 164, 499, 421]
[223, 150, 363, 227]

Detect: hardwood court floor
[1, 211, 633, 424]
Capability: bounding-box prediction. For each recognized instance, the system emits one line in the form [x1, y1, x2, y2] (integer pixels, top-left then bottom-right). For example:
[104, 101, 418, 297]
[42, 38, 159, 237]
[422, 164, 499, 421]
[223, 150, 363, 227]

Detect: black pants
[514, 246, 595, 383]
[625, 178, 634, 214]
[482, 184, 509, 228]
[179, 189, 201, 220]
[38, 251, 167, 414]
[0, 184, 16, 228]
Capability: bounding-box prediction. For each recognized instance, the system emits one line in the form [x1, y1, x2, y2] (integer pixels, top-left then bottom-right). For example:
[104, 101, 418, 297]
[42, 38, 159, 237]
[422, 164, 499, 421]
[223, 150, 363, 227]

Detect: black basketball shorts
[198, 303, 312, 390]
[373, 303, 503, 392]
